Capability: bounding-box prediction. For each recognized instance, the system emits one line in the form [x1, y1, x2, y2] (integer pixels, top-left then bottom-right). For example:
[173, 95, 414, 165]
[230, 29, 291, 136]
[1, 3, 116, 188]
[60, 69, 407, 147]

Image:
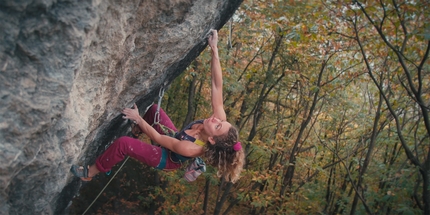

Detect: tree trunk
[213, 181, 233, 215]
[280, 58, 328, 196]
[203, 178, 210, 215]
[350, 89, 383, 215]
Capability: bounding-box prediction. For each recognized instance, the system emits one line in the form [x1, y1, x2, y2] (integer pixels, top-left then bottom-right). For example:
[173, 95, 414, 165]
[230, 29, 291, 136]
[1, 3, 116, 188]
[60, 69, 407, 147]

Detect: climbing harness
[150, 87, 207, 178]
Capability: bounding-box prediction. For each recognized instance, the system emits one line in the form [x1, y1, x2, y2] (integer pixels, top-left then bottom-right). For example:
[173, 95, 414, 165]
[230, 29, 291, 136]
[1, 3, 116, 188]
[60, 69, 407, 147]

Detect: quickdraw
[131, 86, 176, 138]
[151, 86, 176, 137]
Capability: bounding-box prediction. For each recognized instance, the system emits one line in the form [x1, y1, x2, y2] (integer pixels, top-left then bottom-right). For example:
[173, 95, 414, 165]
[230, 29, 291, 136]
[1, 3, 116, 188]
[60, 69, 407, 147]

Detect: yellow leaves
[392, 99, 398, 109]
[301, 24, 308, 33]
[165, 0, 429, 213]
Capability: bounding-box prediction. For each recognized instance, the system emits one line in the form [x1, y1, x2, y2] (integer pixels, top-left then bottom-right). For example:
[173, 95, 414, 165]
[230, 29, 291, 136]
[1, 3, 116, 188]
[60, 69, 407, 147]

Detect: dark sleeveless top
[170, 120, 205, 163]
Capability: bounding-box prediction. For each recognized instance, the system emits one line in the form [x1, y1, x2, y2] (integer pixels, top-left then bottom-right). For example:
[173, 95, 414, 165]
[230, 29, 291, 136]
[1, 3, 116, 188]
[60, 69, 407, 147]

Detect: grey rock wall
[0, 0, 242, 214]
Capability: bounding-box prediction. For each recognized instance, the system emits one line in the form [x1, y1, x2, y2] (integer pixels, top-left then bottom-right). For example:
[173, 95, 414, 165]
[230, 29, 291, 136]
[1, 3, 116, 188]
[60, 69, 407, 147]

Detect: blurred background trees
[85, 0, 428, 214]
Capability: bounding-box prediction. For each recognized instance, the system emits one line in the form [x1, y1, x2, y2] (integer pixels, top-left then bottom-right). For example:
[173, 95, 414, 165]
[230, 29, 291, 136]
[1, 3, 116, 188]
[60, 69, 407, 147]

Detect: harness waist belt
[156, 148, 168, 170]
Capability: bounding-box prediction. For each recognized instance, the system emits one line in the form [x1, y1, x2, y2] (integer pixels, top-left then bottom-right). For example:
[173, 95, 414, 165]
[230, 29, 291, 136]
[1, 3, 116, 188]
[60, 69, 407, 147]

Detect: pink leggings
[95, 104, 181, 172]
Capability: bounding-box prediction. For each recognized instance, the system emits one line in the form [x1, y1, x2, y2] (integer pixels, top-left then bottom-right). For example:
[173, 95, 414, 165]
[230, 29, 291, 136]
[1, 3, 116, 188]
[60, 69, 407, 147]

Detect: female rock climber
[71, 29, 245, 183]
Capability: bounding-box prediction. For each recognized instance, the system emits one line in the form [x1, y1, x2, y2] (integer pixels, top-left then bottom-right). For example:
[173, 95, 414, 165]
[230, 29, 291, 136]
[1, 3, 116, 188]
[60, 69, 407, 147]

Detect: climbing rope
[82, 86, 167, 214]
[82, 156, 129, 215]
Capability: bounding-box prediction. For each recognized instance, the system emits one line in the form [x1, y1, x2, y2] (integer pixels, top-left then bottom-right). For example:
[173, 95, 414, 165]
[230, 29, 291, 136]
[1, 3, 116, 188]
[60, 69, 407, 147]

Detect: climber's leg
[143, 104, 178, 135]
[95, 136, 163, 172]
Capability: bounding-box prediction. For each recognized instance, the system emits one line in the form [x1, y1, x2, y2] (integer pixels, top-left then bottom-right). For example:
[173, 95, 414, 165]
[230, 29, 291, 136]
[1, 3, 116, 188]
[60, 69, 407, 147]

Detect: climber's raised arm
[208, 29, 226, 121]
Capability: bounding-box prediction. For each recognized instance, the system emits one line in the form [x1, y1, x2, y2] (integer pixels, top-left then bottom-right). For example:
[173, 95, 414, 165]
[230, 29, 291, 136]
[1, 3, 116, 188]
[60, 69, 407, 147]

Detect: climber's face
[203, 116, 231, 143]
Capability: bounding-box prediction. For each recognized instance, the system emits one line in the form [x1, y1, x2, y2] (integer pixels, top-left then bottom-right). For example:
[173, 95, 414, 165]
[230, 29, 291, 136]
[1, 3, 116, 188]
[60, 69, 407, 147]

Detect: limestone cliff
[0, 0, 242, 214]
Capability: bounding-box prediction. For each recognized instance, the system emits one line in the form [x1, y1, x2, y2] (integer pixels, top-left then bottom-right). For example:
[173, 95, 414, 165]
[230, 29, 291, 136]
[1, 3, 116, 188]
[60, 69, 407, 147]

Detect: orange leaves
[251, 171, 274, 183]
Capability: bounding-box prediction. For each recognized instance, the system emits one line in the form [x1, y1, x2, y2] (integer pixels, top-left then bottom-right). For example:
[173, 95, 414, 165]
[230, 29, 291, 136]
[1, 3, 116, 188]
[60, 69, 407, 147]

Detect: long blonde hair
[204, 126, 245, 183]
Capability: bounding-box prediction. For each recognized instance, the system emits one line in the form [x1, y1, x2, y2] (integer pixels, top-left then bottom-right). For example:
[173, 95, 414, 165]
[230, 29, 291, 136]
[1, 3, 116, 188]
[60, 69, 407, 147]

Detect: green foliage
[148, 0, 430, 214]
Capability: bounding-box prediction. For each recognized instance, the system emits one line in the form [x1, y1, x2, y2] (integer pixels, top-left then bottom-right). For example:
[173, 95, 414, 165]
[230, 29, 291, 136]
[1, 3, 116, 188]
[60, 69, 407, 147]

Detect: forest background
[73, 0, 430, 214]
[162, 0, 429, 214]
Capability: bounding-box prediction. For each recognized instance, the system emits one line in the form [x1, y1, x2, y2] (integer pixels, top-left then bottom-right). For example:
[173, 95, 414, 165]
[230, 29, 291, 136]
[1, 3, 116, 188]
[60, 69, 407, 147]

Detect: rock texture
[0, 0, 242, 214]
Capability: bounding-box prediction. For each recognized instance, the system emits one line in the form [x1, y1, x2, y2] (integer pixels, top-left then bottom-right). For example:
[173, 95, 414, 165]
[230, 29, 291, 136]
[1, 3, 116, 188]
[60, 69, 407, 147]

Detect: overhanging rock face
[0, 0, 242, 214]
